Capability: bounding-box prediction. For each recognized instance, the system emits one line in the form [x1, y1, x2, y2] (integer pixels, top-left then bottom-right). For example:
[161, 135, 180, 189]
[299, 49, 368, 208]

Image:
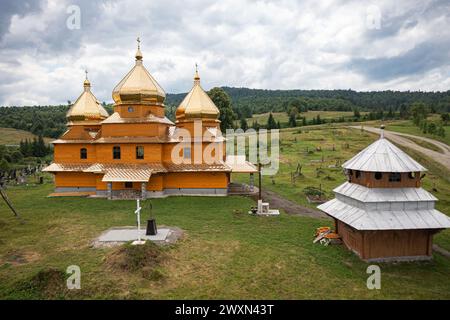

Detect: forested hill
[1, 87, 449, 139]
[166, 87, 450, 118]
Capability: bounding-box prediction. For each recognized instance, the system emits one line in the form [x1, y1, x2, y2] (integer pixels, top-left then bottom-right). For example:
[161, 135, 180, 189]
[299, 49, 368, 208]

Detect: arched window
[113, 146, 121, 159]
[374, 172, 382, 180]
[80, 148, 87, 159]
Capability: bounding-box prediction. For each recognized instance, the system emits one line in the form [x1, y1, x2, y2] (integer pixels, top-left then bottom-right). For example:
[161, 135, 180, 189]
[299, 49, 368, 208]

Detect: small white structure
[249, 199, 280, 216]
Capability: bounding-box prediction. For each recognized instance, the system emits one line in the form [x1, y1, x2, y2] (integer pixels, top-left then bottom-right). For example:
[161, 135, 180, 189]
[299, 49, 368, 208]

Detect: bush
[11, 151, 24, 163]
[303, 186, 325, 197]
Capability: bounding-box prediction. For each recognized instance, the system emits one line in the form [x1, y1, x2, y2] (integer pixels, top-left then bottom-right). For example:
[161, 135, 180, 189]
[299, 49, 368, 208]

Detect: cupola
[66, 71, 109, 123]
[175, 65, 220, 122]
[112, 38, 166, 106]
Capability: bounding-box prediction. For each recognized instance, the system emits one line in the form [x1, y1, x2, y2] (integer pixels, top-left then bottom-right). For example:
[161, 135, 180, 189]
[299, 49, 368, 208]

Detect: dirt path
[351, 126, 450, 171]
[261, 189, 328, 219]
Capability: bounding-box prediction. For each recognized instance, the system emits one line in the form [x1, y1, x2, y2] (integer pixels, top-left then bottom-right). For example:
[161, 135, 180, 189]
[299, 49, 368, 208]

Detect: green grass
[1, 126, 450, 299]
[1, 126, 450, 298]
[240, 111, 365, 127]
[0, 127, 52, 145]
[384, 120, 450, 146]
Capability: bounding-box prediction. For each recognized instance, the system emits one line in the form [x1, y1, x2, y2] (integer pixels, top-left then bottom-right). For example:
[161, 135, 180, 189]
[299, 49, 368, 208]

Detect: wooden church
[44, 40, 256, 199]
[318, 127, 450, 262]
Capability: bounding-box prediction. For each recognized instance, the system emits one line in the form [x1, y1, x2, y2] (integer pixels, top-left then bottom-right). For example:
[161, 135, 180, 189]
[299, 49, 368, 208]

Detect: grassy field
[383, 119, 450, 146]
[1, 181, 450, 299]
[240, 111, 364, 126]
[0, 127, 52, 145]
[1, 126, 450, 299]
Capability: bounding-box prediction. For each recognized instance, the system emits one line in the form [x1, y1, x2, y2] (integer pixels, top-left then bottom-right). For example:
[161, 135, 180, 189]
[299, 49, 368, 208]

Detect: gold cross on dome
[137, 37, 141, 49]
[85, 69, 88, 80]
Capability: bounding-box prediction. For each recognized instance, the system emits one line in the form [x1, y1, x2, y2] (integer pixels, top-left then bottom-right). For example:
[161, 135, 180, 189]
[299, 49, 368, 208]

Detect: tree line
[1, 87, 449, 138]
[0, 136, 51, 172]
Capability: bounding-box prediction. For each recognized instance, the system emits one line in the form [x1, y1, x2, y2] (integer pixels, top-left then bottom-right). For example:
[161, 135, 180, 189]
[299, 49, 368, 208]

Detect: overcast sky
[0, 0, 449, 106]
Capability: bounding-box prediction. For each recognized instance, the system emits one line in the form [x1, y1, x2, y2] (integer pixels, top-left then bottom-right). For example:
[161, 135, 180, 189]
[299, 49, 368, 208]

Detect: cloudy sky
[0, 0, 449, 106]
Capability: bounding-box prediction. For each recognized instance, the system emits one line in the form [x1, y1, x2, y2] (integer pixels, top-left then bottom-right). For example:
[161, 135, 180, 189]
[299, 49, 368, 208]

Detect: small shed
[318, 129, 450, 262]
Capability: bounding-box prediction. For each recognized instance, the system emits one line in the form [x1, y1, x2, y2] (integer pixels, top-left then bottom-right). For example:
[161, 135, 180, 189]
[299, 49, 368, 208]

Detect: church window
[80, 148, 87, 159]
[374, 172, 382, 180]
[136, 146, 144, 159]
[113, 146, 121, 159]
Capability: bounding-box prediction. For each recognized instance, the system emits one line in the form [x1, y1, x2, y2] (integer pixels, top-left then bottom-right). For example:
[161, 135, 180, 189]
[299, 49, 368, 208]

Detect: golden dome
[67, 73, 109, 122]
[112, 38, 166, 105]
[176, 67, 220, 121]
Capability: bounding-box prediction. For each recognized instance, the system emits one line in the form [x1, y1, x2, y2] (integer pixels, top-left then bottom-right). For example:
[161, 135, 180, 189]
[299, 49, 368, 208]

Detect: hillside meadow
[0, 127, 52, 146]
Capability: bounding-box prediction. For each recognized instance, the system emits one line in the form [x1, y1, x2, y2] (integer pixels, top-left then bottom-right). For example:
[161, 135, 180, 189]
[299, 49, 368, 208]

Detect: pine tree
[288, 113, 297, 127]
[266, 112, 277, 130]
[252, 121, 260, 131]
[240, 118, 248, 131]
[37, 135, 47, 157]
[0, 159, 10, 173]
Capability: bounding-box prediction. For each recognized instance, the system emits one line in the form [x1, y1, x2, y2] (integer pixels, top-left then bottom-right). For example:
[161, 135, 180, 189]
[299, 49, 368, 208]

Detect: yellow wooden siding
[54, 144, 96, 163]
[55, 172, 96, 187]
[101, 123, 161, 137]
[164, 172, 228, 189]
[95, 144, 162, 163]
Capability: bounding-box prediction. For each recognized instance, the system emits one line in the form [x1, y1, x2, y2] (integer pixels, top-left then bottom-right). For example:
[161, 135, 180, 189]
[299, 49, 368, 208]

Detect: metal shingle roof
[342, 138, 427, 172]
[334, 182, 437, 202]
[165, 161, 231, 172]
[318, 198, 450, 230]
[86, 163, 167, 174]
[102, 166, 152, 182]
[42, 163, 92, 172]
[225, 155, 258, 173]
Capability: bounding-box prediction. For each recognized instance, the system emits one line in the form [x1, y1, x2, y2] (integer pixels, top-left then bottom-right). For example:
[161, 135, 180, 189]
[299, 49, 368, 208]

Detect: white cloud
[0, 0, 449, 106]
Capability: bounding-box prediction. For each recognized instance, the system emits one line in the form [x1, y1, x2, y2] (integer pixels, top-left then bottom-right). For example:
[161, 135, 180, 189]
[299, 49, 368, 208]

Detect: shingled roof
[342, 137, 426, 172]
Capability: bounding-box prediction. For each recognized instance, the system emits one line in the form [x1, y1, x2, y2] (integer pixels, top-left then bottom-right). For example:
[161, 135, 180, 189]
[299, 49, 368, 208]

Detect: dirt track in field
[260, 189, 328, 219]
[351, 126, 450, 171]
